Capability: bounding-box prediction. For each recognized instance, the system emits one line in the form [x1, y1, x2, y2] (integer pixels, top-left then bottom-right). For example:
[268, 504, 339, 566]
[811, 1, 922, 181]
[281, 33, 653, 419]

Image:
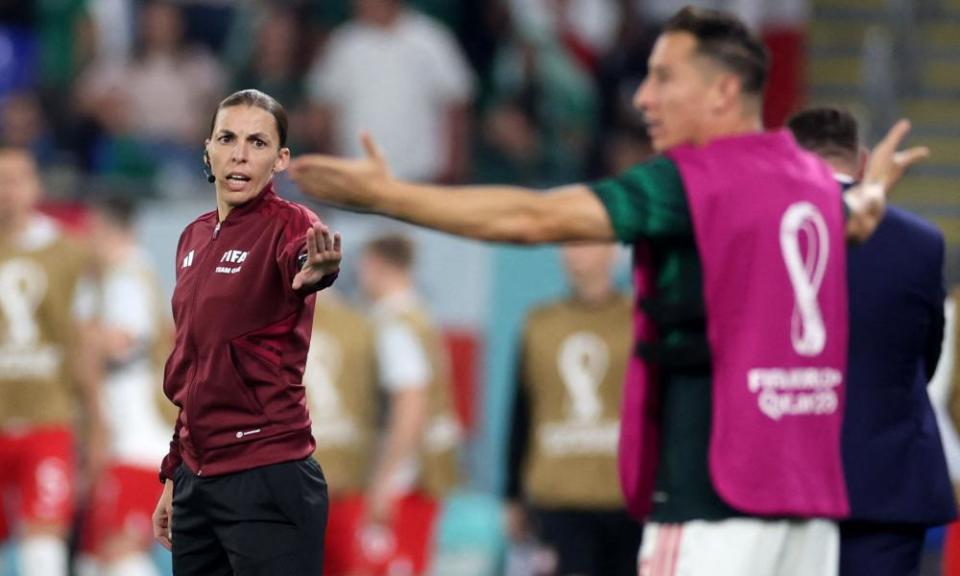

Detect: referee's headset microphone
[203, 151, 215, 183]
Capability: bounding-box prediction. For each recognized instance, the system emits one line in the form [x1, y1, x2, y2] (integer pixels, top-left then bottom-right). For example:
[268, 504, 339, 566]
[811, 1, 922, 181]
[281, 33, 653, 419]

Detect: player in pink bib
[290, 7, 930, 575]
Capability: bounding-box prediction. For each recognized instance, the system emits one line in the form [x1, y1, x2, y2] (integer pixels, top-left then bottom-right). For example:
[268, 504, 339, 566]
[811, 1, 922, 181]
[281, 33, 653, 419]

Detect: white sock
[105, 553, 160, 576]
[19, 535, 68, 576]
[74, 554, 100, 576]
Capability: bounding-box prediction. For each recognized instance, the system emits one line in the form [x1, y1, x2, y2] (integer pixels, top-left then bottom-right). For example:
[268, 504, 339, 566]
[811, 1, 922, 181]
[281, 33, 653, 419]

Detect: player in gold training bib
[506, 243, 641, 575]
[0, 148, 103, 576]
[350, 233, 461, 575]
[302, 289, 378, 575]
[75, 198, 176, 576]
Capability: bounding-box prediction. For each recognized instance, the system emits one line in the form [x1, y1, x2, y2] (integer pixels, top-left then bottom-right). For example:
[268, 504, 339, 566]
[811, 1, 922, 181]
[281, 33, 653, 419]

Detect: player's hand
[845, 119, 929, 242]
[101, 327, 136, 363]
[289, 133, 392, 210]
[152, 479, 175, 550]
[864, 119, 929, 192]
[365, 480, 397, 526]
[504, 501, 529, 542]
[292, 222, 342, 290]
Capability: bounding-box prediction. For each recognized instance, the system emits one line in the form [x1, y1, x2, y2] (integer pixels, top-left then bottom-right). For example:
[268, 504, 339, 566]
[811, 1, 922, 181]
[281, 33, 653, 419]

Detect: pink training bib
[618, 131, 849, 519]
[618, 243, 661, 519]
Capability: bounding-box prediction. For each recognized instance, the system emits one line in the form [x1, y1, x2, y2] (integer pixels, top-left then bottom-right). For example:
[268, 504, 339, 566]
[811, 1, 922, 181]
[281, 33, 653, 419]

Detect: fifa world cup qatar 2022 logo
[782, 202, 828, 357]
[746, 202, 842, 421]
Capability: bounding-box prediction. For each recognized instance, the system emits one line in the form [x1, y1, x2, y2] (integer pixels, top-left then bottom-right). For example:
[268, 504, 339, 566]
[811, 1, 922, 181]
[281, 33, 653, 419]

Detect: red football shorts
[79, 463, 163, 554]
[324, 491, 440, 575]
[0, 426, 75, 541]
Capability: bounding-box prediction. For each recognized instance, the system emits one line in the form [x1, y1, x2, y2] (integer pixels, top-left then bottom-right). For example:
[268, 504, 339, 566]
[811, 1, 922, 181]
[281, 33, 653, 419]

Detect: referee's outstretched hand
[289, 133, 391, 211]
[292, 222, 342, 290]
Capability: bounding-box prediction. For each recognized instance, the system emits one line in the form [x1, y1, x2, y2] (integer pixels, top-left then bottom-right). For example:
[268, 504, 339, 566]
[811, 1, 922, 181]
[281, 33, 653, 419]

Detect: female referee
[150, 89, 341, 575]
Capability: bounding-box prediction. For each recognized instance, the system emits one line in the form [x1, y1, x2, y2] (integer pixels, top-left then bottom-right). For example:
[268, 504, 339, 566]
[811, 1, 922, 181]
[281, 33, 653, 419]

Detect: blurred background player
[0, 147, 104, 576]
[506, 242, 640, 576]
[945, 288, 960, 576]
[75, 196, 176, 576]
[352, 233, 462, 575]
[789, 107, 957, 576]
[301, 288, 379, 576]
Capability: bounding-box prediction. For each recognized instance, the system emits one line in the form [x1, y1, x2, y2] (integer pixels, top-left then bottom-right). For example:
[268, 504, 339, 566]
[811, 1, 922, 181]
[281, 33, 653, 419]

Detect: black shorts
[531, 507, 643, 576]
[172, 457, 329, 576]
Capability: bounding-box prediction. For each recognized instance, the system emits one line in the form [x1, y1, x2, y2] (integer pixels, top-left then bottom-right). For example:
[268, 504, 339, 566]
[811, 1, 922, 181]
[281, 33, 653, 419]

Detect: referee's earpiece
[202, 151, 215, 183]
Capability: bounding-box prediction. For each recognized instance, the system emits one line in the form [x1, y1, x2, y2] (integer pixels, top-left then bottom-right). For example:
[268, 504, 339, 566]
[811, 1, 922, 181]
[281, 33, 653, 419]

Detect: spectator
[232, 6, 313, 151]
[1, 92, 58, 167]
[77, 1, 225, 178]
[590, 0, 658, 177]
[87, 0, 135, 64]
[35, 0, 93, 94]
[306, 0, 475, 183]
[507, 0, 621, 70]
[477, 2, 600, 186]
[176, 0, 236, 53]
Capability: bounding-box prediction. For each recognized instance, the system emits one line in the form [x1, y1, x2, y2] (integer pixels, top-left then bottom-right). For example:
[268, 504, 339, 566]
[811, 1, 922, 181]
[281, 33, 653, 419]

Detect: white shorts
[638, 518, 838, 576]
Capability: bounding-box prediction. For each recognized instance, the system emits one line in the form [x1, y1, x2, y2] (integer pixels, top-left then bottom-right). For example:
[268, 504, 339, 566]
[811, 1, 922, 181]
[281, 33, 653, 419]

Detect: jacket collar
[219, 182, 276, 226]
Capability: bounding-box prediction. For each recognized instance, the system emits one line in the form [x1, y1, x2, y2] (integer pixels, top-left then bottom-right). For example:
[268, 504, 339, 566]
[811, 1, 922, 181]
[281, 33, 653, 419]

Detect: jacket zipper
[183, 220, 222, 475]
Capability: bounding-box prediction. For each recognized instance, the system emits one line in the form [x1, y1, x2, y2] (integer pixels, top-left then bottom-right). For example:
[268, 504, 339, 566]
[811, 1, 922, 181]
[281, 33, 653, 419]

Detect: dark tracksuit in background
[839, 200, 956, 576]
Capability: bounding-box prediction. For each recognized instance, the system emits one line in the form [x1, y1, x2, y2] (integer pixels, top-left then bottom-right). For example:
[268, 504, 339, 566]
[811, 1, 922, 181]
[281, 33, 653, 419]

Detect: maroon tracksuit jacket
[160, 184, 336, 481]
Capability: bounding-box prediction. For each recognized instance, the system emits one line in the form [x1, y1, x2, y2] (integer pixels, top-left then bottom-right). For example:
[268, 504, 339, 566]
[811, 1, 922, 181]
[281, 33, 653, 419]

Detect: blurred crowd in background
[0, 0, 811, 199]
[5, 1, 960, 575]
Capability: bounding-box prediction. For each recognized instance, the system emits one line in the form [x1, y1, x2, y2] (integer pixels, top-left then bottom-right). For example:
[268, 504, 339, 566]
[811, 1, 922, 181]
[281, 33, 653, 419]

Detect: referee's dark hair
[663, 7, 770, 97]
[365, 233, 415, 271]
[209, 89, 289, 148]
[787, 107, 860, 163]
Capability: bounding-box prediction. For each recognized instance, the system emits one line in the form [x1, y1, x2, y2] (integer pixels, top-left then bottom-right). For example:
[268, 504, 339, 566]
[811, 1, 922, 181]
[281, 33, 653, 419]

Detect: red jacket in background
[160, 184, 336, 481]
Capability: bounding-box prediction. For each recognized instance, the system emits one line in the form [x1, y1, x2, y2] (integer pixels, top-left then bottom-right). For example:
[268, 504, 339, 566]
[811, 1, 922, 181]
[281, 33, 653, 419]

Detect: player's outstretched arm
[289, 134, 616, 244]
[845, 119, 929, 242]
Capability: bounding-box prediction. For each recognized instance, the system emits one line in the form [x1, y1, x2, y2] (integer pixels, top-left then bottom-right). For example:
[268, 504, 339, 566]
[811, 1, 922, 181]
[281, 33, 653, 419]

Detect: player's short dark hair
[209, 89, 289, 148]
[365, 233, 415, 270]
[93, 196, 138, 230]
[787, 107, 860, 160]
[663, 7, 769, 96]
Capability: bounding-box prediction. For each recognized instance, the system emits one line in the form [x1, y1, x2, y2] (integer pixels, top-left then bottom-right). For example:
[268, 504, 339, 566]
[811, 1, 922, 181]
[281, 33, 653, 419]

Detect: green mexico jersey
[590, 156, 738, 522]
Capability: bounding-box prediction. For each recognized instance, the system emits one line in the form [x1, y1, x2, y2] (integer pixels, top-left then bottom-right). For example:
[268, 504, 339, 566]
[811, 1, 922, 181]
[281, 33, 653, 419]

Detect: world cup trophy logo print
[780, 202, 829, 357]
[746, 201, 841, 421]
[537, 332, 619, 455]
